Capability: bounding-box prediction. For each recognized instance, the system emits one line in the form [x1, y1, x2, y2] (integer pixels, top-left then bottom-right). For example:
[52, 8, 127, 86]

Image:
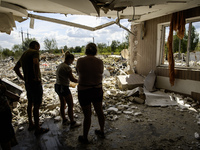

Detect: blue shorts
[78, 88, 103, 106]
[25, 82, 43, 104]
[55, 84, 71, 96]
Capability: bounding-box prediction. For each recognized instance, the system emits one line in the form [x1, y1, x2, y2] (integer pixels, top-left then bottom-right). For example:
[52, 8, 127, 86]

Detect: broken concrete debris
[0, 53, 199, 129]
[116, 74, 144, 90]
[194, 132, 200, 140]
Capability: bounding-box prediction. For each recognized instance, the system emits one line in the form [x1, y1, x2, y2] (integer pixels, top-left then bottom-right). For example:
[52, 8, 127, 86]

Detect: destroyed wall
[129, 15, 171, 75]
[129, 6, 200, 100]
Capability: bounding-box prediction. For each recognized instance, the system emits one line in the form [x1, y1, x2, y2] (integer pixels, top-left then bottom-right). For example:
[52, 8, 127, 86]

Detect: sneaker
[62, 119, 70, 125]
[70, 121, 81, 128]
[78, 135, 89, 144]
[95, 129, 105, 138]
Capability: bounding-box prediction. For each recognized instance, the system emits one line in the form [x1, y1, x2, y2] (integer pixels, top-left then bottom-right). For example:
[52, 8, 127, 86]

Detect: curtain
[167, 11, 185, 86]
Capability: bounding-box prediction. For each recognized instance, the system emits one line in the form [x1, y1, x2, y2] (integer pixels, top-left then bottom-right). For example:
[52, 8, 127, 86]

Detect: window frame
[157, 17, 200, 70]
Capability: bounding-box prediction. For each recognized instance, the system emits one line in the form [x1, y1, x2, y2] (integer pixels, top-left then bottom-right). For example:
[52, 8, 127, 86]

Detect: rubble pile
[40, 52, 60, 61]
[165, 52, 200, 67]
[102, 55, 129, 76]
[0, 54, 200, 131]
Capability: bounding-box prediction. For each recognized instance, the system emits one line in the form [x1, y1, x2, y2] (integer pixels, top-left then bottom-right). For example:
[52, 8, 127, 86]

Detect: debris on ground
[0, 54, 200, 149]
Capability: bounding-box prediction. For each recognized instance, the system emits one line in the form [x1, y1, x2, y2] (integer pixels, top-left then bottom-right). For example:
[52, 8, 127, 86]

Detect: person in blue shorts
[55, 51, 81, 128]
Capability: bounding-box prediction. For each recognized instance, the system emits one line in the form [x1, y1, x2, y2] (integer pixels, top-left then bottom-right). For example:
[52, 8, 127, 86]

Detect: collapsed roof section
[0, 0, 200, 34]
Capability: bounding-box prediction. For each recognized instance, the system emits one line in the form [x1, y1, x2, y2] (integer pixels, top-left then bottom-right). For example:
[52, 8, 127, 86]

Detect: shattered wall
[129, 15, 171, 76]
[129, 24, 138, 74]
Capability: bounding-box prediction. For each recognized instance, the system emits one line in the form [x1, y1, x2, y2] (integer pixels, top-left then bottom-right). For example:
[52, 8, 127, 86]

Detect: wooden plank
[5, 90, 20, 102]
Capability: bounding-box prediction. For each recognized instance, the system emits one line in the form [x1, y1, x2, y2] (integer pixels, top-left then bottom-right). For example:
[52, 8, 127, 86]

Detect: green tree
[53, 49, 60, 54]
[69, 47, 74, 53]
[74, 46, 81, 53]
[110, 40, 120, 52]
[190, 25, 199, 51]
[44, 38, 58, 51]
[119, 42, 128, 50]
[173, 25, 199, 53]
[22, 38, 37, 51]
[97, 43, 107, 53]
[2, 48, 14, 57]
[12, 44, 22, 52]
[173, 34, 181, 53]
[63, 45, 68, 51]
[81, 46, 85, 53]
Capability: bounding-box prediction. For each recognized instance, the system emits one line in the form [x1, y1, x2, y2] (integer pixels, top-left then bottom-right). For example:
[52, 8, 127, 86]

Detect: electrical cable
[132, 7, 135, 21]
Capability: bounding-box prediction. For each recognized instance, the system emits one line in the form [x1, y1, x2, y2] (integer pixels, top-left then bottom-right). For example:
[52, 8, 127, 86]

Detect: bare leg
[93, 102, 105, 133]
[33, 103, 41, 130]
[65, 94, 74, 123]
[59, 96, 66, 120]
[81, 105, 92, 139]
[27, 101, 34, 128]
[33, 103, 49, 136]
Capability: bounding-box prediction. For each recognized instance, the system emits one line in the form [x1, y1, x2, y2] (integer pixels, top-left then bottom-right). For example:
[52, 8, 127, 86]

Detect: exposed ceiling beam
[94, 21, 116, 30]
[28, 13, 134, 35]
[28, 14, 94, 31]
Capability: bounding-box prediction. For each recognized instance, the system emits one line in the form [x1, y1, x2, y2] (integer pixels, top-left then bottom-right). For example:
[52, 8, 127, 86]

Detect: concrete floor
[11, 103, 200, 150]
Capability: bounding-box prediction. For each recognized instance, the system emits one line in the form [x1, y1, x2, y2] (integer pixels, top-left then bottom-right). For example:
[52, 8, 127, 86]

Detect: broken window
[159, 19, 200, 68]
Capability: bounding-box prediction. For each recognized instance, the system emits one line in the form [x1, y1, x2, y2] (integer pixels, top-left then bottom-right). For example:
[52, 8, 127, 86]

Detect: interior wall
[129, 6, 200, 99]
[130, 6, 200, 76]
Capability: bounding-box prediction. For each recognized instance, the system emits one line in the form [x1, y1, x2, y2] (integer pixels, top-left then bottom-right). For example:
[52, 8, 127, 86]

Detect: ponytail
[65, 51, 74, 61]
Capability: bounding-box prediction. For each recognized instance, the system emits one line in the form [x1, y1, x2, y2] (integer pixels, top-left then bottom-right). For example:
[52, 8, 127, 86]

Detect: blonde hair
[65, 51, 74, 61]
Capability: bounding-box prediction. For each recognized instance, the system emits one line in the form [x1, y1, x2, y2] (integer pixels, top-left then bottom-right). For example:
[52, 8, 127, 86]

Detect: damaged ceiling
[0, 0, 200, 34]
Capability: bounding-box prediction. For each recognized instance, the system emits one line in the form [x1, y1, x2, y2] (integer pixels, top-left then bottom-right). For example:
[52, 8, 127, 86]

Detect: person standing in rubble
[76, 43, 105, 143]
[14, 41, 49, 136]
[55, 51, 81, 128]
[0, 79, 18, 150]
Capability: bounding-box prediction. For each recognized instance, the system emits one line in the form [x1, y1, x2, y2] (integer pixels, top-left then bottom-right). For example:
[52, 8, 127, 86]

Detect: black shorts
[55, 84, 71, 96]
[0, 108, 15, 143]
[25, 82, 43, 104]
[78, 88, 103, 106]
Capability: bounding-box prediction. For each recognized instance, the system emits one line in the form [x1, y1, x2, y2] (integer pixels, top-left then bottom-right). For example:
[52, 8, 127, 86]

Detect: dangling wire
[116, 11, 134, 35]
[132, 6, 135, 21]
[117, 11, 121, 27]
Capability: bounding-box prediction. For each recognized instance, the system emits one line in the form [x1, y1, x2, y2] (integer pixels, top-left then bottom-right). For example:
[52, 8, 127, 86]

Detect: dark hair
[85, 43, 97, 56]
[65, 51, 74, 61]
[29, 41, 39, 49]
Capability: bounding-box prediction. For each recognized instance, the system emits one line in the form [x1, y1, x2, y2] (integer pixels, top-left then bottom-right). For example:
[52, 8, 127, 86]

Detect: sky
[0, 13, 131, 50]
